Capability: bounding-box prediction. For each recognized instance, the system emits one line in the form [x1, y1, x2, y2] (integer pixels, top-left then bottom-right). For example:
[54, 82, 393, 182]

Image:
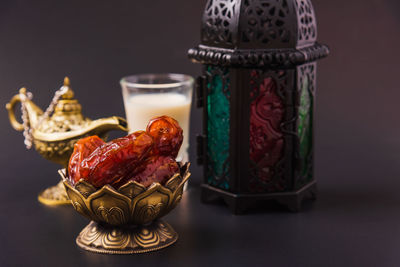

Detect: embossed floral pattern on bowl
[59, 163, 190, 226]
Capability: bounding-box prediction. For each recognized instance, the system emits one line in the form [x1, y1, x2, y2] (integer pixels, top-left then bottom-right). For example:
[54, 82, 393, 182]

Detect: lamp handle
[5, 92, 25, 132]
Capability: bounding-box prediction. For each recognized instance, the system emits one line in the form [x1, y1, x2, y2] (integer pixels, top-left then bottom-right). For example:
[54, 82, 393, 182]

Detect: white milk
[124, 93, 191, 162]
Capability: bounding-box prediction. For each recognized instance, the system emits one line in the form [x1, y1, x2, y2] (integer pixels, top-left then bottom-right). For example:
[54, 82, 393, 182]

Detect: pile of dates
[68, 115, 183, 188]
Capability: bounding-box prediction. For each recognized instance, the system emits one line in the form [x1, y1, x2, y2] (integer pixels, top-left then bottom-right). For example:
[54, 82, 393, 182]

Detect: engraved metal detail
[240, 0, 293, 47]
[76, 220, 178, 254]
[201, 0, 238, 47]
[37, 180, 70, 205]
[294, 0, 317, 47]
[188, 43, 329, 68]
[59, 164, 190, 254]
[96, 206, 126, 226]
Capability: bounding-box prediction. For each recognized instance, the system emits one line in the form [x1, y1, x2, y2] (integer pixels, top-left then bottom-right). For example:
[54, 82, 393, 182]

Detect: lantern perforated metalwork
[188, 0, 329, 214]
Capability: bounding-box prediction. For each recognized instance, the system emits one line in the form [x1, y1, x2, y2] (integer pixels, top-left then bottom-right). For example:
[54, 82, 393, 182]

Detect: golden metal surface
[76, 220, 178, 254]
[59, 163, 190, 254]
[6, 87, 41, 132]
[6, 77, 128, 206]
[6, 77, 128, 167]
[38, 180, 71, 205]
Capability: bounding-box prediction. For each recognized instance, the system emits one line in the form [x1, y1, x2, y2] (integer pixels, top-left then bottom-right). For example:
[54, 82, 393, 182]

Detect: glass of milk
[120, 73, 193, 163]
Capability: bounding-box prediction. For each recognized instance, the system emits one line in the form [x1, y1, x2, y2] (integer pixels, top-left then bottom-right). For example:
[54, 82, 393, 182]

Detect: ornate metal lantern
[188, 0, 329, 213]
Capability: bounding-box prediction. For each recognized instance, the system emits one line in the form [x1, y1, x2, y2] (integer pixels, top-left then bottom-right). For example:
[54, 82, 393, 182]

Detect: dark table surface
[1, 0, 400, 266]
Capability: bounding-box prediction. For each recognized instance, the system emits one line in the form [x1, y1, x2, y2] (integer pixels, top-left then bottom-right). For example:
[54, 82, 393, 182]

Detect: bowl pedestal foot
[76, 220, 178, 254]
[38, 180, 71, 205]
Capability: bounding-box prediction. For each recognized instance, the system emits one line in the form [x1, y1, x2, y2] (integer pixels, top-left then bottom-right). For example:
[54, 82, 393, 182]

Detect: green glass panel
[298, 76, 313, 183]
[207, 66, 230, 190]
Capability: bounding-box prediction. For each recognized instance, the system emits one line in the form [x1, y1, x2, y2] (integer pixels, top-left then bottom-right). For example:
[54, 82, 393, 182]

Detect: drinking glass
[121, 73, 193, 163]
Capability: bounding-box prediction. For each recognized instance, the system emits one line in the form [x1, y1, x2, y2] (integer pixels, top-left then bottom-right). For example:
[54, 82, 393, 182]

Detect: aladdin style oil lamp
[188, 0, 329, 213]
[6, 77, 128, 205]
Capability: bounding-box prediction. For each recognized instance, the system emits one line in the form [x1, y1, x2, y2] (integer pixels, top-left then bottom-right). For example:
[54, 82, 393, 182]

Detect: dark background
[1, 0, 400, 266]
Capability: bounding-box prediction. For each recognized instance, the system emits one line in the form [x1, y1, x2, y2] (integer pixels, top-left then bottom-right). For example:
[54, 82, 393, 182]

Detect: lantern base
[201, 180, 317, 214]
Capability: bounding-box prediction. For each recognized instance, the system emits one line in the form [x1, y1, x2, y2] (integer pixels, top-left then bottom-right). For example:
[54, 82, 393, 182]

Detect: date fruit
[68, 135, 105, 184]
[132, 156, 179, 187]
[146, 116, 183, 158]
[79, 131, 154, 188]
[68, 115, 184, 189]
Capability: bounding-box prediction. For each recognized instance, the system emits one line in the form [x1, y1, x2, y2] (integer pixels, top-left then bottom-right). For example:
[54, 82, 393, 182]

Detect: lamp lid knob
[61, 76, 75, 99]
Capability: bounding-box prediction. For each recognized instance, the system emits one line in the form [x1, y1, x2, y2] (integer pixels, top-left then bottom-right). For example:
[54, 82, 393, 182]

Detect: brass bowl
[59, 163, 190, 254]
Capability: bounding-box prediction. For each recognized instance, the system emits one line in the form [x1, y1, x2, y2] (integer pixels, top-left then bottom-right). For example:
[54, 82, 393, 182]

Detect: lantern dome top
[188, 0, 329, 68]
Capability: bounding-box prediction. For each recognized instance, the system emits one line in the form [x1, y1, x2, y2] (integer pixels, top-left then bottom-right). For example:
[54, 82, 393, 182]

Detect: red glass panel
[249, 71, 285, 192]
